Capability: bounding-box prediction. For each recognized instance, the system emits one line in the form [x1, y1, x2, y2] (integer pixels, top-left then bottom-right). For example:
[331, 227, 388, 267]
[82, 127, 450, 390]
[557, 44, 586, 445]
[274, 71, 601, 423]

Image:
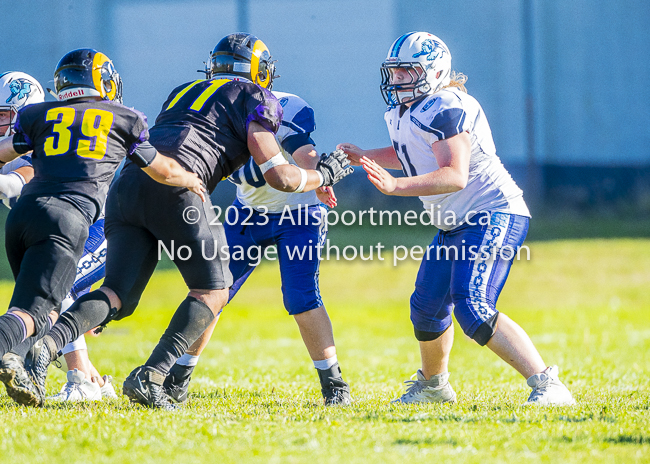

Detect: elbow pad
[0, 172, 26, 200]
[12, 132, 33, 155]
[130, 141, 158, 168]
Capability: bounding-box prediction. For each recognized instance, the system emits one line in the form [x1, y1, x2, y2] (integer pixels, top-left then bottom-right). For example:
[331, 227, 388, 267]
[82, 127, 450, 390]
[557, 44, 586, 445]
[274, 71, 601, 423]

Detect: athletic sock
[177, 353, 200, 367]
[0, 313, 28, 358]
[9, 316, 53, 359]
[145, 297, 215, 375]
[313, 355, 338, 371]
[47, 291, 112, 353]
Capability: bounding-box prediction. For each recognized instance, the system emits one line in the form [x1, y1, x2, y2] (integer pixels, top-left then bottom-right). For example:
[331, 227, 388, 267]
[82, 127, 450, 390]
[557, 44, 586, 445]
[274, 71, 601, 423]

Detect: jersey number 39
[44, 107, 115, 160]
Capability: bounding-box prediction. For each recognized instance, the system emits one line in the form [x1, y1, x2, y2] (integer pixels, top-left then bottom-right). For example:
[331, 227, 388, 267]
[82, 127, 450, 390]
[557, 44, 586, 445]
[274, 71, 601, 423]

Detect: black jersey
[13, 98, 149, 212]
[147, 77, 282, 193]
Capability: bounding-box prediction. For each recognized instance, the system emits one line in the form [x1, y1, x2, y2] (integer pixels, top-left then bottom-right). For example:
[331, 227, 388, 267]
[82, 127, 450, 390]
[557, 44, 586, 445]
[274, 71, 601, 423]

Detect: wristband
[316, 171, 324, 187]
[294, 167, 308, 193]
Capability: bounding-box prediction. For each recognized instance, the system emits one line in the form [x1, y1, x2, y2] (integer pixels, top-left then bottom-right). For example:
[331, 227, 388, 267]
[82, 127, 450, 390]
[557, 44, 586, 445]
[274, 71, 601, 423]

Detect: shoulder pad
[409, 91, 468, 140]
[273, 92, 315, 137]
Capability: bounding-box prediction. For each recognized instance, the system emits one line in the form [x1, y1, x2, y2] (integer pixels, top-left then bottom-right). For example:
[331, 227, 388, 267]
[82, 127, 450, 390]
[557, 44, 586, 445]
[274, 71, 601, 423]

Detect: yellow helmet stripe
[92, 52, 115, 100]
[250, 39, 270, 88]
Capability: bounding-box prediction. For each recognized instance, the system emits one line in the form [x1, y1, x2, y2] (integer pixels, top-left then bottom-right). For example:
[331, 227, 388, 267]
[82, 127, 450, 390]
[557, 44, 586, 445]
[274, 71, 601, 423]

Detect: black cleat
[162, 364, 193, 403]
[0, 353, 44, 407]
[123, 366, 177, 410]
[321, 377, 352, 406]
[317, 363, 352, 406]
[24, 337, 56, 401]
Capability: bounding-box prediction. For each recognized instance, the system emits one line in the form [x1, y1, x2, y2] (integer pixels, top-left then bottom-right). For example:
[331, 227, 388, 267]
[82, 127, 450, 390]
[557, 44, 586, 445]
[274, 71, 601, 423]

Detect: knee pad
[414, 326, 450, 342]
[471, 313, 499, 346]
[71, 290, 115, 333]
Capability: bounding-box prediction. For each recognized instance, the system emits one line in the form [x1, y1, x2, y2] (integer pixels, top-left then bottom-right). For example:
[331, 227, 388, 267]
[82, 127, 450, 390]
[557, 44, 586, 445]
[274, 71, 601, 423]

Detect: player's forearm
[393, 167, 468, 196]
[362, 146, 402, 170]
[292, 144, 319, 170]
[14, 166, 34, 183]
[263, 164, 323, 193]
[250, 125, 324, 192]
[143, 154, 200, 189]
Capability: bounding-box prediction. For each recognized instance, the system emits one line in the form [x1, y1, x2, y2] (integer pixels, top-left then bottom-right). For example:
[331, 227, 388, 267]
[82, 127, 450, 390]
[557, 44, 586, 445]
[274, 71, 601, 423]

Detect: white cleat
[392, 370, 456, 404]
[49, 369, 102, 402]
[100, 375, 118, 399]
[524, 365, 576, 406]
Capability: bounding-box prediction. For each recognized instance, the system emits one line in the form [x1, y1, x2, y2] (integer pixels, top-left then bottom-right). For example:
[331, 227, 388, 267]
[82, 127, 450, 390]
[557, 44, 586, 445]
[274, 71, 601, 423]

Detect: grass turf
[0, 238, 648, 463]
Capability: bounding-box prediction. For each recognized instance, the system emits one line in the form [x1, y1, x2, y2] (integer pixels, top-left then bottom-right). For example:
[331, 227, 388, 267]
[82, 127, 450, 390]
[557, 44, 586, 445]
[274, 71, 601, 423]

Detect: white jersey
[384, 87, 530, 230]
[0, 153, 32, 209]
[230, 91, 319, 213]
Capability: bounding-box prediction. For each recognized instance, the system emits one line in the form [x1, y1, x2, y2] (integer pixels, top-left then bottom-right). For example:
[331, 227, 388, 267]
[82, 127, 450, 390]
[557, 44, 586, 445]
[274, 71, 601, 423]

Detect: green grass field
[0, 239, 649, 463]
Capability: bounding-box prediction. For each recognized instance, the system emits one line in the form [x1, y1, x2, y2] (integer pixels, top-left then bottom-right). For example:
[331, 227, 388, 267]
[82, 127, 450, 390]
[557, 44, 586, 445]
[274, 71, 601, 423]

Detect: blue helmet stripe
[391, 32, 416, 58]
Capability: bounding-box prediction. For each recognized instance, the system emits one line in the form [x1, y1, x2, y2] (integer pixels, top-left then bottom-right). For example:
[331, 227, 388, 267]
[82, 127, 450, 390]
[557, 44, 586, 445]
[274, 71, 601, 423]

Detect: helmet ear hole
[100, 62, 115, 98]
[257, 61, 268, 82]
[436, 70, 442, 79]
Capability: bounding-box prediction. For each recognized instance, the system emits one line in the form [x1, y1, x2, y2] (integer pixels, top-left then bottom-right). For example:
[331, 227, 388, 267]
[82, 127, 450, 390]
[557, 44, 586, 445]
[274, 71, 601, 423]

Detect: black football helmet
[210, 33, 277, 89]
[53, 48, 122, 103]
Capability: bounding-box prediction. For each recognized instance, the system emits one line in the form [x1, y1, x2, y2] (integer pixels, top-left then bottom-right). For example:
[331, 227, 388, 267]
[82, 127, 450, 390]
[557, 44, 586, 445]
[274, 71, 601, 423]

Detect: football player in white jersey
[0, 71, 116, 404]
[339, 32, 575, 406]
[163, 91, 351, 406]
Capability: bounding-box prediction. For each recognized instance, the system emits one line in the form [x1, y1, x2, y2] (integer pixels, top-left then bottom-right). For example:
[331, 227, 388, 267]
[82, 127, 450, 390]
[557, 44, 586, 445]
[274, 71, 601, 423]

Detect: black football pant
[103, 165, 232, 320]
[2, 195, 89, 353]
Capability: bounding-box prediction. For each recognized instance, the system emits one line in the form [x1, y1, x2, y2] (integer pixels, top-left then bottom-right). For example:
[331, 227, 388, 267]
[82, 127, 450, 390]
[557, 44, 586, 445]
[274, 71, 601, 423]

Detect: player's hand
[316, 186, 337, 207]
[187, 173, 207, 202]
[361, 156, 397, 194]
[336, 143, 364, 166]
[316, 149, 354, 187]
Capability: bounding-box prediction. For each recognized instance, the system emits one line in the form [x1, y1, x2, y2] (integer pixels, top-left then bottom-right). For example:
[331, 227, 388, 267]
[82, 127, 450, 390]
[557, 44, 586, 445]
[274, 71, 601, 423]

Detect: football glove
[316, 149, 354, 187]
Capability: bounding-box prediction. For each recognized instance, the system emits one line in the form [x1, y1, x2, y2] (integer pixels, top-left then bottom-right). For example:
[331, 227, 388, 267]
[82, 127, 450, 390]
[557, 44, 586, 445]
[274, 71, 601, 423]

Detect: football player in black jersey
[0, 49, 205, 407]
[33, 33, 354, 409]
[0, 71, 119, 406]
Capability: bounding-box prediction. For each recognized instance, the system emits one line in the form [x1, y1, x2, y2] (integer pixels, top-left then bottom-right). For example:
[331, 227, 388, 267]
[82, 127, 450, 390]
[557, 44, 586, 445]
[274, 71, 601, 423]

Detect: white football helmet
[380, 32, 452, 107]
[0, 71, 45, 137]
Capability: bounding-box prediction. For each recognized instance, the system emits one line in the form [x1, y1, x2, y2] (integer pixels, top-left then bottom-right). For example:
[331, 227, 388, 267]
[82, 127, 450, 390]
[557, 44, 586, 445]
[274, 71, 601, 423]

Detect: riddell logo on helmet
[58, 88, 88, 100]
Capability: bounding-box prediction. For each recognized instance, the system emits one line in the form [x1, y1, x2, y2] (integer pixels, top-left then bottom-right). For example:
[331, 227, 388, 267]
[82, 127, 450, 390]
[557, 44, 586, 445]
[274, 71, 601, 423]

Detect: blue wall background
[2, 0, 649, 212]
